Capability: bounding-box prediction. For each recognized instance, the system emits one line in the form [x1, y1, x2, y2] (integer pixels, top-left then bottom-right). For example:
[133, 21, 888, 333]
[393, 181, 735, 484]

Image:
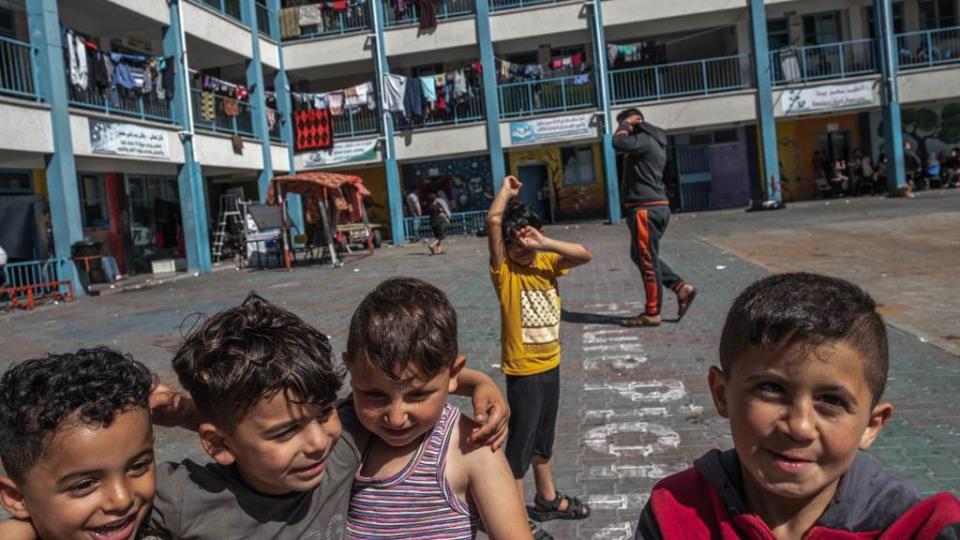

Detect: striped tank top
[347, 402, 480, 539]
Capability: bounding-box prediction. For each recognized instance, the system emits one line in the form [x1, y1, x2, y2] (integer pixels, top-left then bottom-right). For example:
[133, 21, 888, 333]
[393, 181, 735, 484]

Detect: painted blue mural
[401, 155, 494, 214]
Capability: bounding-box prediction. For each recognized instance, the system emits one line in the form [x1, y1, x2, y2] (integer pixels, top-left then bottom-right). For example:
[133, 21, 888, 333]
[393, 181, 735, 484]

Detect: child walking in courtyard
[486, 176, 593, 539]
[428, 193, 450, 255]
[634, 273, 960, 539]
[343, 277, 531, 539]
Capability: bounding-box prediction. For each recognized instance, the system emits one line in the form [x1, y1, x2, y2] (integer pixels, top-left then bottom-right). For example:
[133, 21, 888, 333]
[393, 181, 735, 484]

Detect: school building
[1, 0, 958, 294]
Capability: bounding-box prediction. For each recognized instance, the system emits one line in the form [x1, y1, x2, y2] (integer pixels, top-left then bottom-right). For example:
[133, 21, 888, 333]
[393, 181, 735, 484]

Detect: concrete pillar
[166, 0, 211, 272]
[371, 0, 405, 244]
[26, 0, 85, 295]
[242, 1, 273, 202]
[748, 0, 781, 203]
[875, 0, 907, 193]
[269, 0, 305, 237]
[586, 0, 620, 223]
[475, 0, 506, 192]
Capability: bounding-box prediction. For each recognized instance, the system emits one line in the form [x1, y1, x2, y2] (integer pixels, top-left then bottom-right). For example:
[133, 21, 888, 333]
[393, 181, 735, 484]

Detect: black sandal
[529, 490, 591, 521]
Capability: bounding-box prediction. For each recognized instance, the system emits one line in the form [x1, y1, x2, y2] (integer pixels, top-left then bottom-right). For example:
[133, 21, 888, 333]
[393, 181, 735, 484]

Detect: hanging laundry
[266, 108, 277, 131]
[572, 74, 590, 86]
[419, 75, 437, 103]
[453, 70, 467, 100]
[161, 57, 175, 99]
[344, 85, 363, 109]
[571, 53, 585, 66]
[93, 52, 110, 89]
[434, 73, 445, 88]
[313, 92, 328, 109]
[402, 75, 423, 121]
[66, 30, 89, 90]
[280, 7, 301, 38]
[418, 0, 437, 31]
[200, 91, 216, 122]
[112, 58, 135, 90]
[355, 82, 375, 109]
[234, 85, 249, 100]
[223, 97, 240, 116]
[294, 107, 333, 152]
[498, 59, 511, 81]
[327, 91, 344, 115]
[231, 134, 244, 154]
[383, 74, 407, 113]
[298, 4, 324, 26]
[561, 57, 573, 69]
[607, 43, 618, 65]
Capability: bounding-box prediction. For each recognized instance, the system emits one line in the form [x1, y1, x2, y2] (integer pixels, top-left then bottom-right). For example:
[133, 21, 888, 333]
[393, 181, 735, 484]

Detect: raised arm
[515, 226, 592, 270]
[612, 120, 663, 156]
[486, 176, 522, 270]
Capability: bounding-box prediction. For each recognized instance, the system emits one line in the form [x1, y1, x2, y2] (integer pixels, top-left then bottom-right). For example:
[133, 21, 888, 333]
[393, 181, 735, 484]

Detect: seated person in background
[945, 147, 960, 187]
[829, 160, 848, 197]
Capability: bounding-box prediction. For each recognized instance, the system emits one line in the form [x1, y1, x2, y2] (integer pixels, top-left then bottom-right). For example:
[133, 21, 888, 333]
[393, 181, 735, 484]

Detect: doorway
[517, 164, 551, 223]
[815, 130, 851, 176]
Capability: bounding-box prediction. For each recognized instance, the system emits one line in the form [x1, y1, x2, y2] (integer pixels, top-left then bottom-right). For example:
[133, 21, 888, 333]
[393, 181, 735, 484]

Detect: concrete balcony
[610, 54, 753, 105]
[489, 0, 586, 43]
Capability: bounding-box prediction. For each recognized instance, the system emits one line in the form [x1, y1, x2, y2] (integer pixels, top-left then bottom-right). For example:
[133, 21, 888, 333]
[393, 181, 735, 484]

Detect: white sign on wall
[509, 112, 595, 146]
[303, 139, 379, 167]
[89, 120, 170, 159]
[781, 81, 875, 115]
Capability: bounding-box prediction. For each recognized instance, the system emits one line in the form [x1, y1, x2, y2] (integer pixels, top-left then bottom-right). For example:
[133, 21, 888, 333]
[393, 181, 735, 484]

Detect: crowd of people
[810, 143, 960, 199]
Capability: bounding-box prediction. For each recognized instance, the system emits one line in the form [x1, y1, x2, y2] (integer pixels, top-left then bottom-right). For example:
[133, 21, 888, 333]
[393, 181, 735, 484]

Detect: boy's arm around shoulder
[456, 416, 532, 540]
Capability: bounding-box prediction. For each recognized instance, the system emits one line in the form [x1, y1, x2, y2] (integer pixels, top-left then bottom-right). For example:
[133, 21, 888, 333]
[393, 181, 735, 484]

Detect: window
[713, 129, 739, 144]
[0, 170, 31, 193]
[803, 12, 842, 45]
[767, 18, 790, 50]
[561, 146, 595, 187]
[0, 7, 14, 39]
[79, 174, 109, 229]
[920, 0, 957, 30]
[865, 3, 905, 38]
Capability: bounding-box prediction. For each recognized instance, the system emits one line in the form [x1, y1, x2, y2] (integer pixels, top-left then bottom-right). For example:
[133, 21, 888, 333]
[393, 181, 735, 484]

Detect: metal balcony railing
[383, 0, 474, 27]
[490, 0, 563, 11]
[769, 38, 877, 84]
[394, 88, 485, 130]
[498, 73, 596, 118]
[609, 54, 751, 105]
[403, 210, 486, 241]
[256, 2, 276, 39]
[897, 25, 960, 69]
[335, 106, 380, 138]
[189, 0, 244, 24]
[69, 85, 174, 123]
[191, 88, 255, 137]
[286, 5, 371, 41]
[0, 36, 40, 100]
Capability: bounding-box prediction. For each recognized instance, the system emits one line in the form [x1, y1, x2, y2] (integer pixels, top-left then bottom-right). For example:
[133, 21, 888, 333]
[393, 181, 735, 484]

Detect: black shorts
[431, 225, 445, 240]
[505, 366, 560, 478]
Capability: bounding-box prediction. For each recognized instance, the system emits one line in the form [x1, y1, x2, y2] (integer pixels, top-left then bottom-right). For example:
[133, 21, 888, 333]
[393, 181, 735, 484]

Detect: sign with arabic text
[781, 82, 875, 115]
[509, 113, 595, 146]
[303, 139, 379, 167]
[89, 120, 170, 159]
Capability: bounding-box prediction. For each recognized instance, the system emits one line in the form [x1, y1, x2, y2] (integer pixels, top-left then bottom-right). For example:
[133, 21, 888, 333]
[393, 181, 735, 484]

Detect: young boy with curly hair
[635, 273, 960, 539]
[0, 347, 164, 540]
[343, 277, 531, 539]
[486, 176, 593, 539]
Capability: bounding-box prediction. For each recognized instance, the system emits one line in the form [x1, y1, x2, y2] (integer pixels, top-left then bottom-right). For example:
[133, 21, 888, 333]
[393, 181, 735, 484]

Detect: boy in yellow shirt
[486, 176, 593, 539]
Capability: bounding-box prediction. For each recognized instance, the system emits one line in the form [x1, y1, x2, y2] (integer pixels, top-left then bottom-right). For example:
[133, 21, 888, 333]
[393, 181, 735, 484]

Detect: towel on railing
[200, 91, 216, 122]
[294, 107, 333, 152]
[280, 7, 301, 38]
[299, 4, 324, 26]
[223, 97, 240, 117]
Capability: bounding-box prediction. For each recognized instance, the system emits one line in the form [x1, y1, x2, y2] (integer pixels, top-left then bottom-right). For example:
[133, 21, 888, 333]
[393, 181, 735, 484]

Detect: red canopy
[268, 172, 372, 224]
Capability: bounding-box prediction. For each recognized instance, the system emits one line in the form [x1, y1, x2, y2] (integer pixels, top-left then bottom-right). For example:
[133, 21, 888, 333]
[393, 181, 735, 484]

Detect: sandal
[621, 314, 661, 328]
[529, 491, 591, 521]
[677, 285, 697, 321]
[530, 519, 554, 540]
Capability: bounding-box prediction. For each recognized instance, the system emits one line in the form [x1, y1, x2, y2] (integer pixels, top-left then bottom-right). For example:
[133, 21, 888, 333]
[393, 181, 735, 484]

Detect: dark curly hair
[172, 292, 343, 430]
[719, 272, 888, 405]
[501, 198, 542, 240]
[0, 347, 154, 482]
[346, 277, 458, 380]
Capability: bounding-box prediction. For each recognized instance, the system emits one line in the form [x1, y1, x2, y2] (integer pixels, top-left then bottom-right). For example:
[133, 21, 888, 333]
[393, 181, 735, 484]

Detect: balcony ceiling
[59, 0, 164, 49]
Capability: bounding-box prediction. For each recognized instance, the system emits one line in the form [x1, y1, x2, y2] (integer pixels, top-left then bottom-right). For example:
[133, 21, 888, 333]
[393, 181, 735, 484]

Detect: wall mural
[402, 156, 494, 214]
[508, 145, 606, 222]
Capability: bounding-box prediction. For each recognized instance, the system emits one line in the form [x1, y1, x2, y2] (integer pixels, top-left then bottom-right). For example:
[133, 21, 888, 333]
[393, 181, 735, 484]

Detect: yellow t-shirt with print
[491, 252, 568, 376]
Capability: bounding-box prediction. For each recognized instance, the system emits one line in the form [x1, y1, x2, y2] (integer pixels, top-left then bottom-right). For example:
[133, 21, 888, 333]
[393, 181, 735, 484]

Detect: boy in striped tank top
[344, 278, 533, 540]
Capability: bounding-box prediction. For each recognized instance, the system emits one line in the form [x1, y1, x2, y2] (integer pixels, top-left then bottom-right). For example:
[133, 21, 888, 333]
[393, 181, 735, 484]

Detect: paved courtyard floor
[2, 189, 958, 538]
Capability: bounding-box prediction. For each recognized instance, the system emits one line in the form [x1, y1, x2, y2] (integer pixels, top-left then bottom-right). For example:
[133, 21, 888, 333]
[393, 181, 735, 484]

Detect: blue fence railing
[286, 6, 371, 41]
[897, 25, 960, 69]
[384, 0, 474, 27]
[0, 36, 40, 100]
[490, 0, 562, 11]
[498, 73, 596, 118]
[191, 88, 255, 137]
[335, 106, 380, 138]
[189, 0, 244, 24]
[403, 210, 486, 241]
[769, 39, 877, 84]
[69, 85, 174, 123]
[394, 90, 485, 130]
[2, 258, 76, 305]
[610, 54, 751, 105]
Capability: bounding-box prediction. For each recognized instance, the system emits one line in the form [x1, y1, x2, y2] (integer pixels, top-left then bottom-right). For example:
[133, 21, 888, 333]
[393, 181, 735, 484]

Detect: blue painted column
[267, 0, 305, 235]
[166, 0, 212, 272]
[874, 0, 906, 193]
[242, 1, 274, 202]
[586, 0, 621, 224]
[371, 0, 405, 244]
[475, 0, 506, 192]
[26, 0, 85, 295]
[748, 0, 781, 203]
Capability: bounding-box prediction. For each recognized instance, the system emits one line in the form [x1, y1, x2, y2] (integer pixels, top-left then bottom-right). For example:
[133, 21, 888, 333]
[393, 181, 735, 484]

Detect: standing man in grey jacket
[613, 108, 696, 327]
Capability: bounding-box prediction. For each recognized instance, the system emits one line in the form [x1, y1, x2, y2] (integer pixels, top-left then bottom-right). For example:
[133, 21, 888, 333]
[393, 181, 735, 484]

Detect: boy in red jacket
[635, 273, 960, 539]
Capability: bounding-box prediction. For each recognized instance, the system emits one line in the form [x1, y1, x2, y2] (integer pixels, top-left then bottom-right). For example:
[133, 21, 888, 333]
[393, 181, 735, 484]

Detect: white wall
[270, 143, 290, 172]
[490, 1, 586, 42]
[260, 38, 280, 70]
[283, 34, 370, 72]
[394, 123, 487, 160]
[101, 0, 169, 26]
[384, 17, 477, 57]
[0, 101, 53, 154]
[182, 2, 253, 60]
[194, 133, 264, 169]
[612, 91, 758, 132]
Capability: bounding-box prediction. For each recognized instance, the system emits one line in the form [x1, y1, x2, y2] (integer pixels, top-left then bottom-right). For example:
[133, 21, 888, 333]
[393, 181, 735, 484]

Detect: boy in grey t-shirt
[152, 292, 508, 538]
